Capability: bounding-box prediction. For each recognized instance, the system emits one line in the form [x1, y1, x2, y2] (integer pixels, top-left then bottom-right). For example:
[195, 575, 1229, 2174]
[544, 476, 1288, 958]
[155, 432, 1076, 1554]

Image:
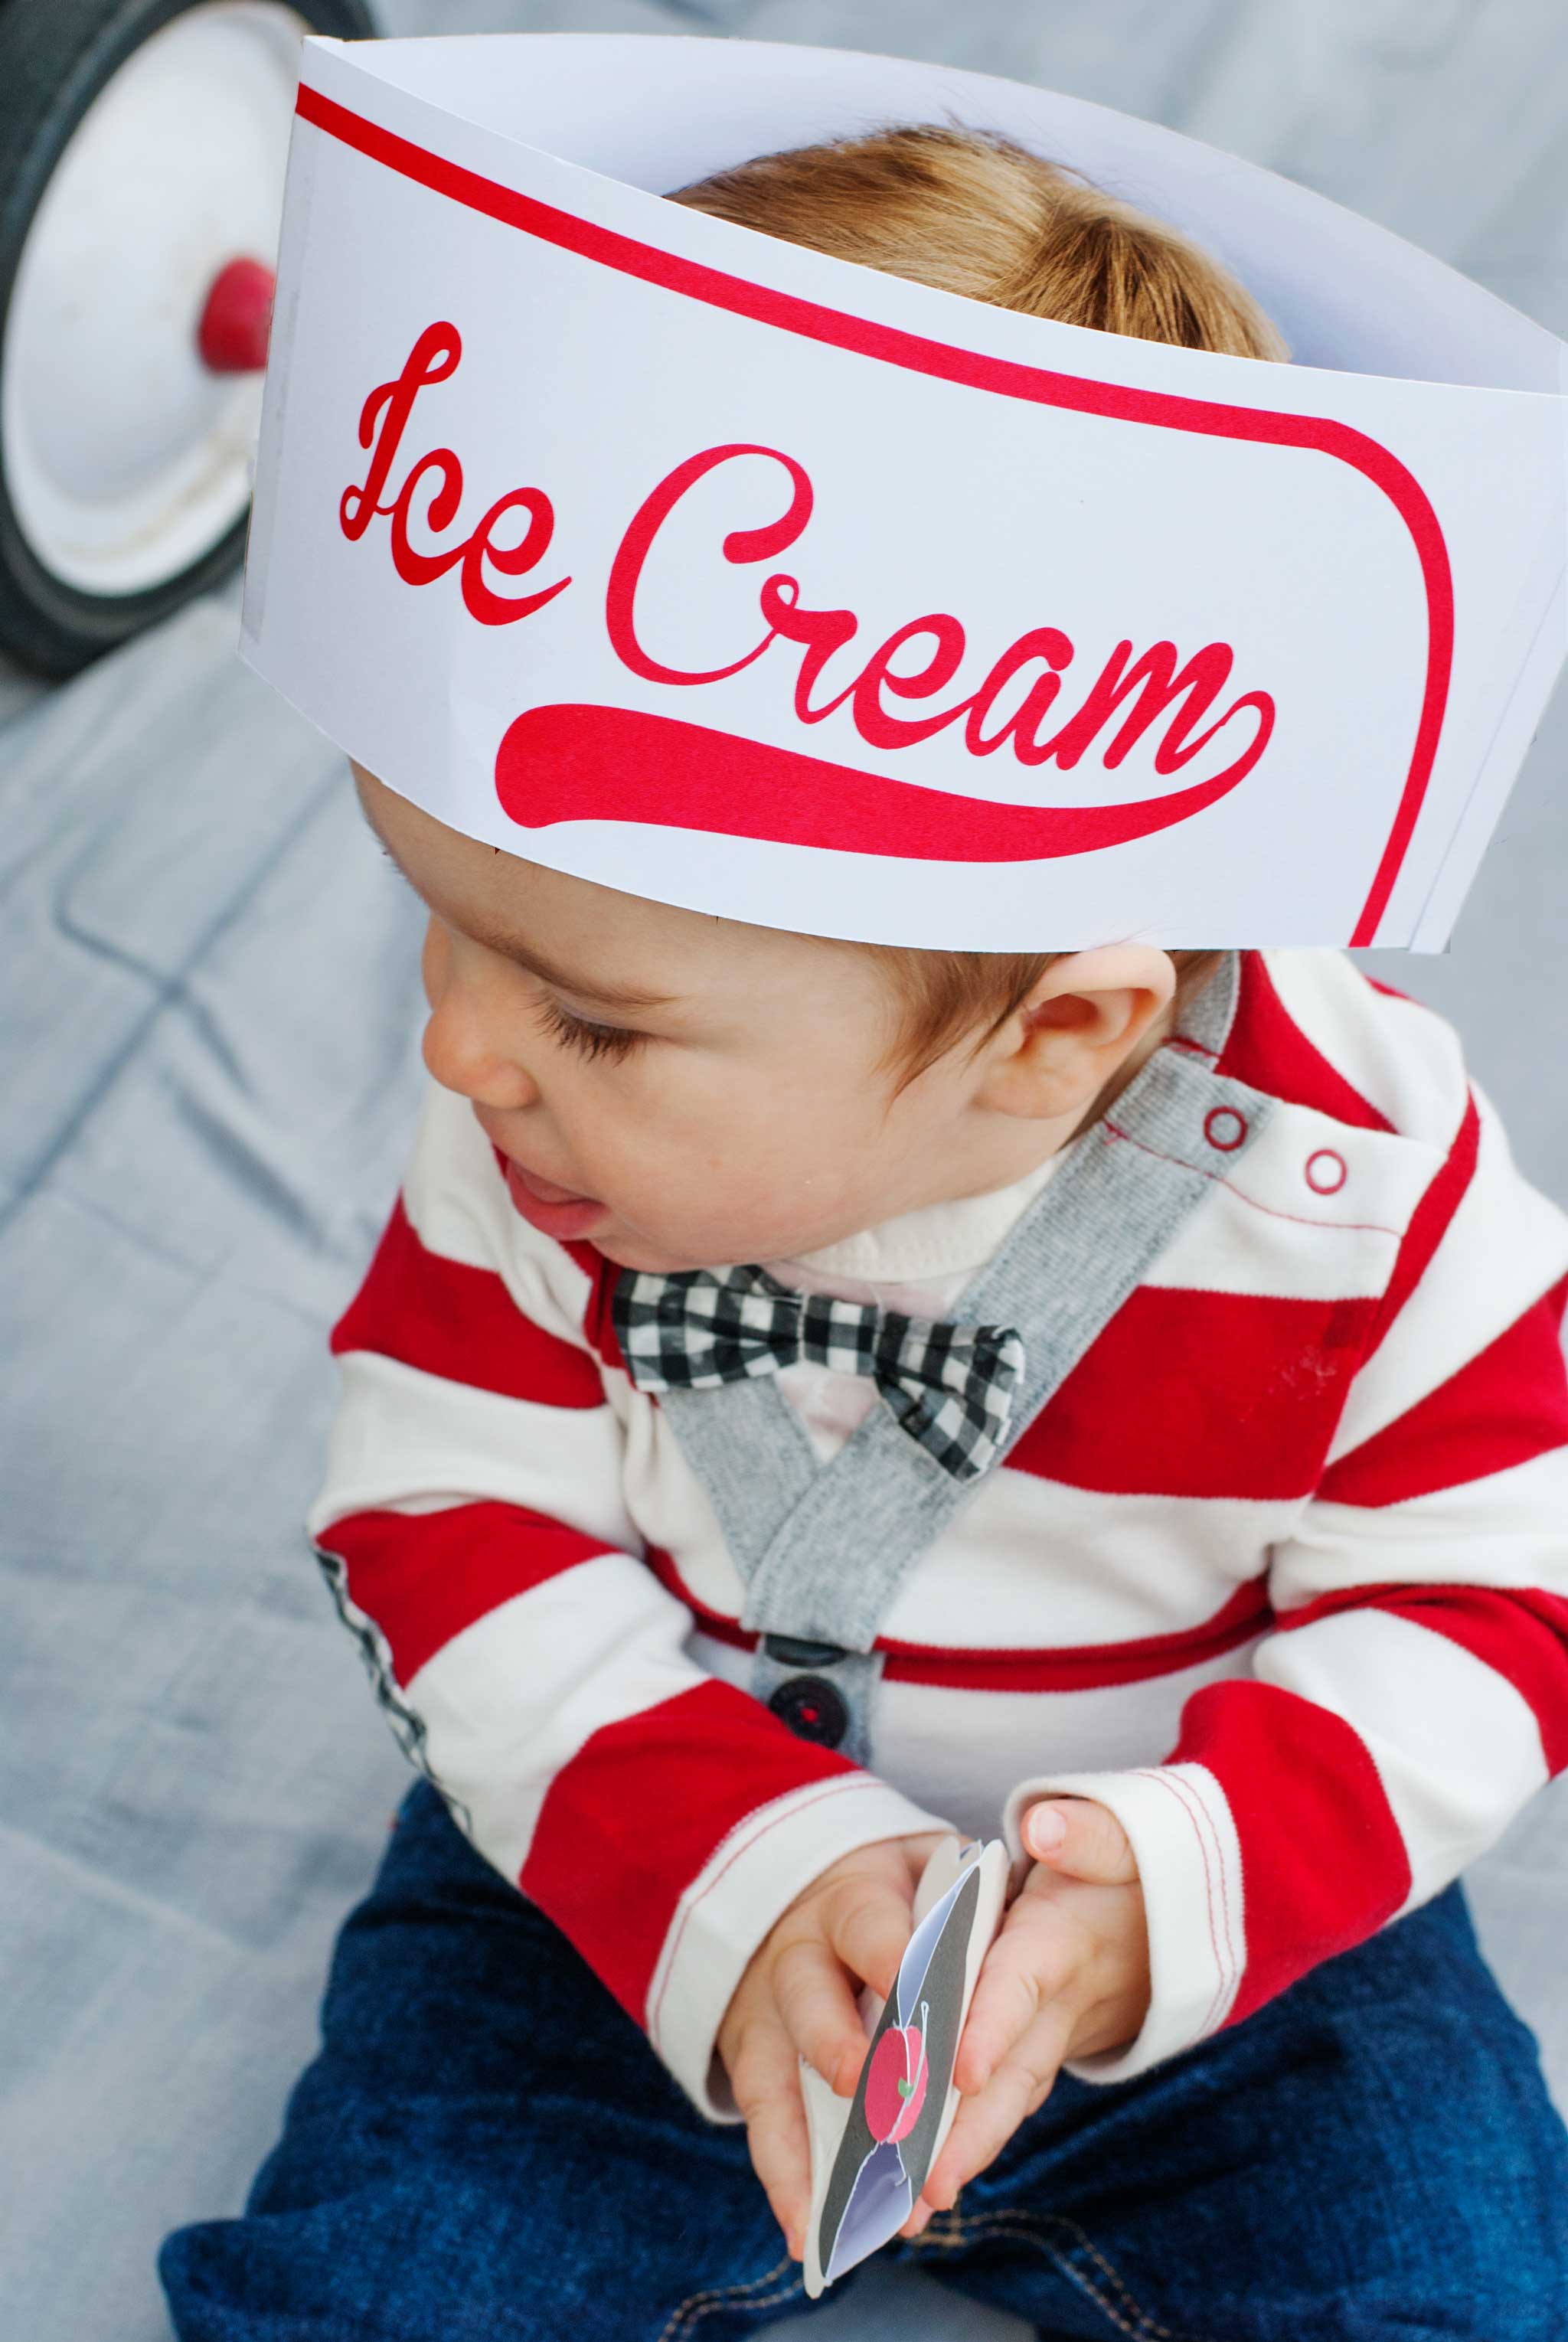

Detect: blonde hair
[669, 124, 1289, 1087]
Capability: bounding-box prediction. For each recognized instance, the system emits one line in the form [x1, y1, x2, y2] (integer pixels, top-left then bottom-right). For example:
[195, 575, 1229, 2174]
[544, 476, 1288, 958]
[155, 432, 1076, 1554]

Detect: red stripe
[652, 1544, 1272, 1689]
[519, 1675, 858, 2023]
[330, 1190, 606, 1407]
[1008, 1285, 1375, 1499]
[646, 1547, 755, 1651]
[1318, 1276, 1568, 1505]
[293, 82, 1453, 947]
[880, 1578, 1272, 1690]
[561, 1236, 628, 1375]
[479, 1145, 627, 1374]
[1274, 1579, 1568, 1775]
[496, 701, 1266, 864]
[1169, 1681, 1411, 2024]
[1362, 1092, 1481, 1359]
[1215, 954, 1393, 1131]
[318, 1501, 609, 1684]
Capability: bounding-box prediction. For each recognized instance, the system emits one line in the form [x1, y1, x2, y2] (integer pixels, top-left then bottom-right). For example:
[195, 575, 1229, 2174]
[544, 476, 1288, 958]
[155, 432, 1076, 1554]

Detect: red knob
[197, 257, 276, 373]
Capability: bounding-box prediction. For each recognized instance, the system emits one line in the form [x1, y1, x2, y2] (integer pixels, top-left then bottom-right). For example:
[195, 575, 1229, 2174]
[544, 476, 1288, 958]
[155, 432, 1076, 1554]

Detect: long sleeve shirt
[305, 946, 1568, 2118]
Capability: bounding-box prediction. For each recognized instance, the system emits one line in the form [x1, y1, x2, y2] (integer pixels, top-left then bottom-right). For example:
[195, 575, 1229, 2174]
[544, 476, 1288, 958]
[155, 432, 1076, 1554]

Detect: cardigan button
[762, 1632, 851, 1667]
[768, 1674, 849, 1749]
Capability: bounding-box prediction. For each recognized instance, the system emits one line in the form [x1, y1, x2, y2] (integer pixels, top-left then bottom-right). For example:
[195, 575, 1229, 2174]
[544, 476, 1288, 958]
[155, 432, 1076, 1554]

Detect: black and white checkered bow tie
[612, 1263, 1026, 1483]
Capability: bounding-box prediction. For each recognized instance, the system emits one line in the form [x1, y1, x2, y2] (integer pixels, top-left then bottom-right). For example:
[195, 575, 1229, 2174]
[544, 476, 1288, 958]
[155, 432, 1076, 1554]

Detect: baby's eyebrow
[476, 925, 677, 1013]
[363, 807, 676, 1012]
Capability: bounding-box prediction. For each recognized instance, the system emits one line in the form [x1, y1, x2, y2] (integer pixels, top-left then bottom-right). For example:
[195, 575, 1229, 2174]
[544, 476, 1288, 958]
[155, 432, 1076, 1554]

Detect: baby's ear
[978, 946, 1175, 1122]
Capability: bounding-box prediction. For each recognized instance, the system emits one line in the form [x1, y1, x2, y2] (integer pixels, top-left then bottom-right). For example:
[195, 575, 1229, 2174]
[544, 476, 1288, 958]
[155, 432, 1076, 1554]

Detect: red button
[1305, 1148, 1348, 1194]
[1204, 1106, 1247, 1152]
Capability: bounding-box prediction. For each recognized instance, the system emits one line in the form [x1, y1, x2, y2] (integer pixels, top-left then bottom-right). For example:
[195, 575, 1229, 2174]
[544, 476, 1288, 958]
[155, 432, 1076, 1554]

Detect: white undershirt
[757, 1145, 1070, 1463]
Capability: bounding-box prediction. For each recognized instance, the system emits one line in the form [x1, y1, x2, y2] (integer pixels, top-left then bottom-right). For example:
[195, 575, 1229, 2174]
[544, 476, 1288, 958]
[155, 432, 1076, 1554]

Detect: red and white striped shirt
[307, 947, 1568, 2117]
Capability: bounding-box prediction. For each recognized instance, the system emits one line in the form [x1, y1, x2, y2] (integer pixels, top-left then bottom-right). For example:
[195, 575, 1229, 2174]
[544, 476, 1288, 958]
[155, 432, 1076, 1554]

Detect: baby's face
[353, 762, 1101, 1273]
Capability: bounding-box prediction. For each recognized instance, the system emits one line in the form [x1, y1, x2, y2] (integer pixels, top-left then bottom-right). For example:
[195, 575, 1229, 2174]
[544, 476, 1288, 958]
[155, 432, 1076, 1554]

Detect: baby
[159, 128, 1568, 2340]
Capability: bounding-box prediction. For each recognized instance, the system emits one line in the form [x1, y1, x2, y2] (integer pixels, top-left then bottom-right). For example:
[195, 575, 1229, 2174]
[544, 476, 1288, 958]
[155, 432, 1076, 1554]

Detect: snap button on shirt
[1204, 1106, 1248, 1152]
[768, 1674, 850, 1747]
[1305, 1148, 1348, 1194]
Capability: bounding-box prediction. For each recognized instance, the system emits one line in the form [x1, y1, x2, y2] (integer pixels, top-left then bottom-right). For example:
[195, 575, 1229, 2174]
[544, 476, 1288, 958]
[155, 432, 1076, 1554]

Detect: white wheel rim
[2, 2, 309, 599]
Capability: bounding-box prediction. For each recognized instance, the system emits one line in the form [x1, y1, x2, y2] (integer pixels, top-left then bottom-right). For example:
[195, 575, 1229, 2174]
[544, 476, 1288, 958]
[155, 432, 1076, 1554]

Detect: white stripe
[402, 1553, 707, 1880]
[996, 1759, 1246, 2076]
[307, 1349, 635, 1552]
[646, 1771, 954, 2122]
[1144, 1110, 1423, 1301]
[689, 1633, 1263, 1847]
[649, 1458, 1295, 1654]
[882, 1470, 1294, 1648]
[401, 1075, 598, 1344]
[1328, 1086, 1568, 1458]
[1254, 1605, 1550, 1909]
[1260, 949, 1468, 1145]
[1216, 1099, 1440, 1253]
[874, 1647, 1263, 1845]
[1273, 1445, 1568, 1605]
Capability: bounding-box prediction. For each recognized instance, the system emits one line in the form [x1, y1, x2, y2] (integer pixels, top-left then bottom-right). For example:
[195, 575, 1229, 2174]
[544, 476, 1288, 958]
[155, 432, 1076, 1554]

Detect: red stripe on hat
[318, 1501, 610, 1685]
[1273, 1579, 1568, 1775]
[1008, 1285, 1375, 1499]
[293, 82, 1453, 946]
[1318, 1276, 1568, 1506]
[495, 703, 1259, 863]
[519, 1675, 859, 2024]
[330, 1191, 605, 1408]
[1169, 1680, 1411, 2025]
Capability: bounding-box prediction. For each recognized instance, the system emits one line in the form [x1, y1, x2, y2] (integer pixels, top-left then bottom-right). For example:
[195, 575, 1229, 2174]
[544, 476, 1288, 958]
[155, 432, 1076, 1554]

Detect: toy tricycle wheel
[0, 0, 375, 678]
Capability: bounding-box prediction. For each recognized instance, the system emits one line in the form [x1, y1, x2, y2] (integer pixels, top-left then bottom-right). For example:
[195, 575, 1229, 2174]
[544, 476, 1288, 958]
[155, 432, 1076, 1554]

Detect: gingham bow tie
[612, 1262, 1026, 1484]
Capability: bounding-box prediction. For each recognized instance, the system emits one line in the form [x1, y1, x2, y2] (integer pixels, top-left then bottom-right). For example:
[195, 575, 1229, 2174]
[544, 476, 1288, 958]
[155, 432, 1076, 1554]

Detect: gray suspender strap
[651, 952, 1275, 1765]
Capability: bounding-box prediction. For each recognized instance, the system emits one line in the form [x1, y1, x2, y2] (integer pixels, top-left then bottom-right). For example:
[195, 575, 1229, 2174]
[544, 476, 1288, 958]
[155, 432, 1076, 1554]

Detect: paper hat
[241, 33, 1568, 951]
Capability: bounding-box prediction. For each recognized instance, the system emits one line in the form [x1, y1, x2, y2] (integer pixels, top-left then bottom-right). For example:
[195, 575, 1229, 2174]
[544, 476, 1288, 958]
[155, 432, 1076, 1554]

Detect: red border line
[643, 1543, 1273, 1691]
[294, 81, 1455, 947]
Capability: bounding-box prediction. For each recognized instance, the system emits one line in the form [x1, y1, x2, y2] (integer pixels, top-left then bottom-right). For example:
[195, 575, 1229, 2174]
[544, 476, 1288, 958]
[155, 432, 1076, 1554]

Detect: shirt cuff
[646, 1770, 956, 2122]
[999, 1762, 1246, 2083]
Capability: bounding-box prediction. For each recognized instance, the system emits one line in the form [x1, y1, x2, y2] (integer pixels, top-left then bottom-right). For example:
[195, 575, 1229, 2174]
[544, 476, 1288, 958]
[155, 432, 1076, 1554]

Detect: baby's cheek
[418, 917, 446, 1010]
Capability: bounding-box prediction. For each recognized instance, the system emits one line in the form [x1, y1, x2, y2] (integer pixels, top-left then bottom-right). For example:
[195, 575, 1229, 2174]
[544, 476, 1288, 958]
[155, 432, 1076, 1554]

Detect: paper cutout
[799, 1834, 1010, 2297]
[241, 34, 1568, 949]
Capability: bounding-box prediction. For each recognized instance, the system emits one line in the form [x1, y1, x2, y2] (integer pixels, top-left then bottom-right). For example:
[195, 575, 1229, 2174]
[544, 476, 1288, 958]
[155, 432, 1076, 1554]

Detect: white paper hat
[241, 32, 1568, 950]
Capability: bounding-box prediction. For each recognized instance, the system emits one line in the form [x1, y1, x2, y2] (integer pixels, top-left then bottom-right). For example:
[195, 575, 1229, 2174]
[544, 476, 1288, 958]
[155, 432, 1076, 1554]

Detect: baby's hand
[716, 1828, 951, 2261]
[901, 1796, 1149, 2236]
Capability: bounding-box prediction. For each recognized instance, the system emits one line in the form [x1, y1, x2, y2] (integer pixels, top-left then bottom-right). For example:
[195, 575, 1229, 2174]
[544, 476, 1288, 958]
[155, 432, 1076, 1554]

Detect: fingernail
[1027, 1805, 1066, 1854]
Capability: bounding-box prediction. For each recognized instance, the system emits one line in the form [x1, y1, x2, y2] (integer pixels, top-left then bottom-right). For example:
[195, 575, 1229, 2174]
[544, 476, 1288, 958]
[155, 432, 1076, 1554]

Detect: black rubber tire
[0, 0, 377, 678]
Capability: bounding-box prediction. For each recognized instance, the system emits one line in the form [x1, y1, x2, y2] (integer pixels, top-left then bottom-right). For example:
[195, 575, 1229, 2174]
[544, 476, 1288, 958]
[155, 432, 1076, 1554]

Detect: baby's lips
[508, 1158, 596, 1206]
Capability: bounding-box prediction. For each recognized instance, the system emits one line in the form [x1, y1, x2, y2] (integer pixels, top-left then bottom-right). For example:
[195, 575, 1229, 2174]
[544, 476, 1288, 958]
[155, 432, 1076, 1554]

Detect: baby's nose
[421, 1007, 541, 1112]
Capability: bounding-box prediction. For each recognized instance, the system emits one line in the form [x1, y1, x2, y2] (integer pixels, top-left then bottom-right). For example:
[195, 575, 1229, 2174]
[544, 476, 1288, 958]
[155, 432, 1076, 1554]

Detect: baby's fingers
[921, 2001, 1076, 2213]
[729, 2015, 813, 2258]
[772, 1932, 876, 2097]
[952, 1909, 1064, 2096]
[1021, 1797, 1137, 1884]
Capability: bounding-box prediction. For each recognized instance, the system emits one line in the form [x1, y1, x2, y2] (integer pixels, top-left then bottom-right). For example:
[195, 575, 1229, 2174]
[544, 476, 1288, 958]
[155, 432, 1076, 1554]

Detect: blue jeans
[158, 1777, 1568, 2342]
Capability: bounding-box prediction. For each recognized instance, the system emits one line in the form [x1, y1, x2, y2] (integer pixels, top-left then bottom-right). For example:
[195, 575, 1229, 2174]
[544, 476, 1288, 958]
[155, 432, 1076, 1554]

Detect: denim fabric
[158, 1776, 1568, 2342]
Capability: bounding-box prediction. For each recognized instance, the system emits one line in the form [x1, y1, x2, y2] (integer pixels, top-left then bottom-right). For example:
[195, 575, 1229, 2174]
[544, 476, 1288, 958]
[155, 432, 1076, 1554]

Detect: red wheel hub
[197, 256, 276, 372]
